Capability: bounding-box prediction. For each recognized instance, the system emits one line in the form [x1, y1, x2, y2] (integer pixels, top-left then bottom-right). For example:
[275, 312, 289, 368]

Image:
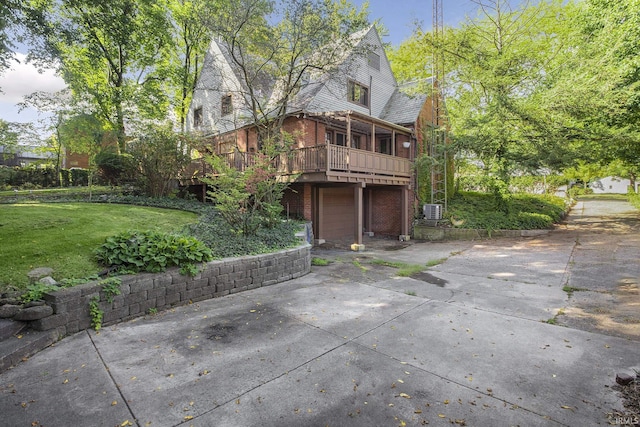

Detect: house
[0, 145, 54, 167]
[589, 176, 636, 194]
[185, 26, 444, 248]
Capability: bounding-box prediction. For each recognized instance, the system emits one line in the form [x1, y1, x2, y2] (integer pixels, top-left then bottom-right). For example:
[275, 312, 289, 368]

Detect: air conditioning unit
[423, 204, 443, 220]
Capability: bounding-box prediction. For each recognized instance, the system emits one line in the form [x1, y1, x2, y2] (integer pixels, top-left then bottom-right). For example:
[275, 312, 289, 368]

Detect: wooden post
[400, 185, 410, 240]
[354, 183, 364, 247]
[391, 129, 396, 156]
[371, 123, 376, 152]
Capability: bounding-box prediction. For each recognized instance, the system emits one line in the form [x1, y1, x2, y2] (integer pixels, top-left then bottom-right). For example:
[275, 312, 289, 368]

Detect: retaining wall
[31, 243, 311, 336]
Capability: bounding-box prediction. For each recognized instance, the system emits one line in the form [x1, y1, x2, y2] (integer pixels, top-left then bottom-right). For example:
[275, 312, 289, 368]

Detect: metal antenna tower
[430, 0, 447, 211]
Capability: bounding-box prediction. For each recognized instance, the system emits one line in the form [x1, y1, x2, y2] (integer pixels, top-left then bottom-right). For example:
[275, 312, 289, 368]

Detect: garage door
[319, 187, 355, 240]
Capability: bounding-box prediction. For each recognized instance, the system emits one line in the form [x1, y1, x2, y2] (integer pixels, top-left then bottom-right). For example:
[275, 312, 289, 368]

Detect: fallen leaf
[444, 399, 450, 404]
[184, 415, 194, 421]
[438, 414, 446, 418]
[414, 409, 423, 414]
[62, 379, 68, 384]
[130, 376, 137, 381]
[604, 344, 610, 348]
[250, 310, 256, 313]
[120, 420, 133, 427]
[560, 405, 575, 411]
[111, 401, 117, 406]
[399, 393, 411, 399]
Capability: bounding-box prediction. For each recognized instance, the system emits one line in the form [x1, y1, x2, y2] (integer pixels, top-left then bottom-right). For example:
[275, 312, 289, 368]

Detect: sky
[0, 1, 480, 137]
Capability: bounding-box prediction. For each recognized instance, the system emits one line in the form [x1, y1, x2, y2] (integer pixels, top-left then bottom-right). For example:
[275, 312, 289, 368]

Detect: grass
[562, 285, 588, 296]
[426, 258, 448, 267]
[370, 259, 429, 277]
[311, 257, 330, 266]
[0, 202, 198, 291]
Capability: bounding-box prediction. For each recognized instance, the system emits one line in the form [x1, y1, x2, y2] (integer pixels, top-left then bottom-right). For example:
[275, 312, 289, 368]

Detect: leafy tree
[0, 119, 19, 157]
[18, 89, 77, 184]
[202, 143, 293, 236]
[24, 0, 173, 152]
[562, 161, 603, 190]
[0, 0, 19, 76]
[200, 0, 370, 144]
[166, 0, 219, 132]
[127, 125, 193, 197]
[389, 1, 581, 198]
[542, 0, 640, 177]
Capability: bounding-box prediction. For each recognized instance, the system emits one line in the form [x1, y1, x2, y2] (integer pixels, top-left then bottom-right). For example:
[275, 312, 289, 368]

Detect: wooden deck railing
[182, 144, 412, 182]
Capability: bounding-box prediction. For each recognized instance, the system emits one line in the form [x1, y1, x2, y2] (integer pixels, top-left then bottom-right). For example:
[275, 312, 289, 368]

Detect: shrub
[95, 150, 136, 186]
[127, 125, 193, 197]
[444, 191, 567, 230]
[94, 230, 213, 273]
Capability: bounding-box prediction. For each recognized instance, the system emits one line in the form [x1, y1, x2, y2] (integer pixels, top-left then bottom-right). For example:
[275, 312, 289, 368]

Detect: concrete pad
[0, 332, 133, 426]
[432, 238, 575, 286]
[89, 294, 345, 427]
[191, 342, 558, 427]
[242, 279, 425, 339]
[355, 300, 633, 426]
[364, 240, 475, 266]
[373, 273, 567, 321]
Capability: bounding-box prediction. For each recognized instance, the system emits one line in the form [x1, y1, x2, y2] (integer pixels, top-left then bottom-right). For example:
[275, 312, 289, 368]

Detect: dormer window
[221, 94, 232, 116]
[193, 107, 203, 128]
[348, 80, 369, 107]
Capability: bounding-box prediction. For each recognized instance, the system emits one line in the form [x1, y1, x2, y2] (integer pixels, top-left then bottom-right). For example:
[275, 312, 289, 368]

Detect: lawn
[0, 202, 198, 291]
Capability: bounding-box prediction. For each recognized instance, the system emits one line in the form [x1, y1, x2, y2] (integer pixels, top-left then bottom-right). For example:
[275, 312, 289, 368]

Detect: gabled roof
[194, 26, 437, 132]
[211, 38, 277, 102]
[381, 79, 433, 126]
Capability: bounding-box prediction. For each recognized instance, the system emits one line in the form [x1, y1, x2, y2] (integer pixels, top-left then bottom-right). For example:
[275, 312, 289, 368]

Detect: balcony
[183, 144, 412, 186]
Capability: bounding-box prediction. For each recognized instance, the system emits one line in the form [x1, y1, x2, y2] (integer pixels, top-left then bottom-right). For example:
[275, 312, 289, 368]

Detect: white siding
[305, 27, 397, 119]
[589, 176, 634, 194]
[187, 41, 251, 135]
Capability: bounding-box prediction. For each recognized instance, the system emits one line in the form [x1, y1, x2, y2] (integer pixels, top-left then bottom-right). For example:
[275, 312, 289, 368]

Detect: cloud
[0, 53, 66, 104]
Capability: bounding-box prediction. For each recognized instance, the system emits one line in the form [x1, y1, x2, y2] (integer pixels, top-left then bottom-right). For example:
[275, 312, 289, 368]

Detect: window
[325, 131, 333, 144]
[193, 107, 203, 128]
[379, 137, 391, 155]
[368, 51, 380, 71]
[336, 133, 347, 146]
[351, 135, 361, 149]
[347, 80, 369, 107]
[221, 94, 232, 116]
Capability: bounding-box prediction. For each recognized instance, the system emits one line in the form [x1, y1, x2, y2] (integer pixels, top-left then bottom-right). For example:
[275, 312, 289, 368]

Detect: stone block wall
[32, 243, 311, 336]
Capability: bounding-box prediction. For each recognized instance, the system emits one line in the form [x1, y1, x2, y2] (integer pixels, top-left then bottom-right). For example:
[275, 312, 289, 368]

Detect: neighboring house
[589, 176, 636, 194]
[0, 145, 54, 167]
[185, 26, 444, 247]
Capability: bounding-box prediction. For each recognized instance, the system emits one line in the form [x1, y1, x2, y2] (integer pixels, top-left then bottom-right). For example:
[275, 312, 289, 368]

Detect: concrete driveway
[0, 199, 638, 426]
